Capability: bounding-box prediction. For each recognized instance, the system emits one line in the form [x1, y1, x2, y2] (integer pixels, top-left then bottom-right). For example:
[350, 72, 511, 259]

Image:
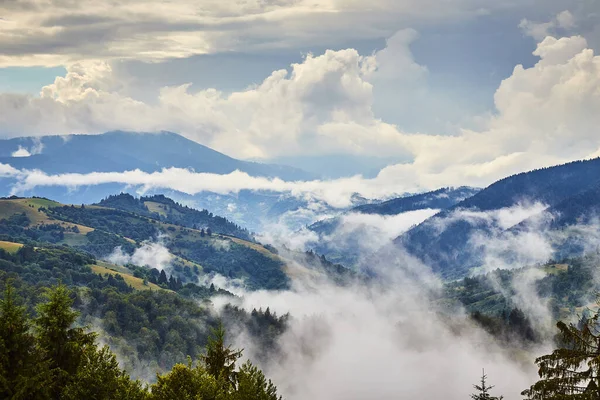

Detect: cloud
[11, 146, 31, 157]
[9, 138, 44, 158]
[2, 34, 600, 197]
[4, 167, 408, 208]
[108, 239, 173, 271]
[519, 10, 576, 41]
[320, 209, 439, 253]
[0, 0, 568, 67]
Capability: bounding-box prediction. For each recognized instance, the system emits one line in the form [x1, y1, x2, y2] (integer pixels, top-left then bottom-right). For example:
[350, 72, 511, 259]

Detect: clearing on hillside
[0, 240, 24, 254]
[91, 263, 165, 291]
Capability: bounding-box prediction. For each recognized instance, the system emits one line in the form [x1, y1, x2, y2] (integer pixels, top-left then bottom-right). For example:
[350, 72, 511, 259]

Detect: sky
[1, 0, 600, 187]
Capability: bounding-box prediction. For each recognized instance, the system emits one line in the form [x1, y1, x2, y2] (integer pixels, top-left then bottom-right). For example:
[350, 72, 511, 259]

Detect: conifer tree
[151, 358, 221, 400]
[159, 270, 168, 285]
[200, 323, 243, 387]
[522, 302, 600, 399]
[200, 323, 243, 385]
[34, 284, 96, 397]
[471, 369, 503, 400]
[62, 345, 149, 400]
[0, 283, 50, 400]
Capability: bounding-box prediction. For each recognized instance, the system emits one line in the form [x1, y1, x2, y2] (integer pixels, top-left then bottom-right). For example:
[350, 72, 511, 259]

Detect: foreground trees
[154, 324, 280, 400]
[0, 283, 282, 400]
[522, 303, 600, 399]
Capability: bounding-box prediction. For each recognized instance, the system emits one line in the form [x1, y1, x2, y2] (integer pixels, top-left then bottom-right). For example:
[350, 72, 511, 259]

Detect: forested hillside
[97, 193, 252, 240]
[397, 158, 600, 279]
[0, 196, 290, 290]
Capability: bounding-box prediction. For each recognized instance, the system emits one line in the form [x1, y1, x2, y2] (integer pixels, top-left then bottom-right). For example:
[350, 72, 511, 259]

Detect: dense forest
[0, 283, 282, 399]
[0, 242, 288, 381]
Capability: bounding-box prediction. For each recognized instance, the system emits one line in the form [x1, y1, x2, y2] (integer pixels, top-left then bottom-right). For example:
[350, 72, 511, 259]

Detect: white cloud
[1, 34, 600, 198]
[108, 240, 173, 271]
[11, 146, 31, 157]
[519, 10, 577, 41]
[9, 139, 44, 158]
[323, 209, 439, 250]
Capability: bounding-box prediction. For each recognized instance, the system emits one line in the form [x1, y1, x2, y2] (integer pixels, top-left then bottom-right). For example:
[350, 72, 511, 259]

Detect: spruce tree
[159, 270, 168, 285]
[0, 283, 50, 400]
[522, 303, 600, 399]
[471, 369, 503, 400]
[200, 323, 243, 387]
[34, 284, 96, 397]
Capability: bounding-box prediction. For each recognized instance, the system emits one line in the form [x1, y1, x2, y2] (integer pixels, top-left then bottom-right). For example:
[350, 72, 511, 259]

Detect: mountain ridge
[0, 130, 314, 180]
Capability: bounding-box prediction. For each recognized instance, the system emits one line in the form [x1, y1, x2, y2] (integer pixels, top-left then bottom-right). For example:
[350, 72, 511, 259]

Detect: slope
[96, 193, 252, 240]
[396, 157, 600, 279]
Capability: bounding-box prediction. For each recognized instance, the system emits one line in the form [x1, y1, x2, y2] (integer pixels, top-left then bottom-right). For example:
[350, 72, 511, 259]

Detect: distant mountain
[351, 187, 480, 216]
[266, 154, 404, 179]
[305, 187, 479, 267]
[0, 131, 313, 180]
[396, 158, 600, 279]
[308, 187, 479, 237]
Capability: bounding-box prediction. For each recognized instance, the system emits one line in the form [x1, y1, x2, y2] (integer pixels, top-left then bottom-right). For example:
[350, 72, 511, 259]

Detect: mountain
[0, 131, 313, 180]
[396, 158, 600, 279]
[351, 187, 480, 216]
[266, 154, 404, 179]
[308, 187, 480, 237]
[305, 187, 479, 267]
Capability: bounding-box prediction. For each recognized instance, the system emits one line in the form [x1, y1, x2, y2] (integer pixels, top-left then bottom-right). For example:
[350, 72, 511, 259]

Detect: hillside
[0, 131, 313, 180]
[96, 193, 253, 240]
[304, 187, 479, 267]
[0, 240, 287, 382]
[309, 187, 478, 236]
[0, 195, 290, 290]
[352, 187, 479, 215]
[396, 158, 600, 279]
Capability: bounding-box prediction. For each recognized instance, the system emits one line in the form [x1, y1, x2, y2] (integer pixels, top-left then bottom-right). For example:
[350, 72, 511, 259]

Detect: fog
[219, 251, 540, 400]
[206, 203, 578, 400]
[108, 238, 173, 272]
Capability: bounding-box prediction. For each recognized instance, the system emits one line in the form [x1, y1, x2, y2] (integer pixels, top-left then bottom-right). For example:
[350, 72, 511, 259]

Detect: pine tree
[159, 270, 168, 285]
[0, 283, 50, 400]
[471, 369, 503, 400]
[200, 323, 243, 387]
[522, 302, 600, 399]
[34, 284, 96, 397]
